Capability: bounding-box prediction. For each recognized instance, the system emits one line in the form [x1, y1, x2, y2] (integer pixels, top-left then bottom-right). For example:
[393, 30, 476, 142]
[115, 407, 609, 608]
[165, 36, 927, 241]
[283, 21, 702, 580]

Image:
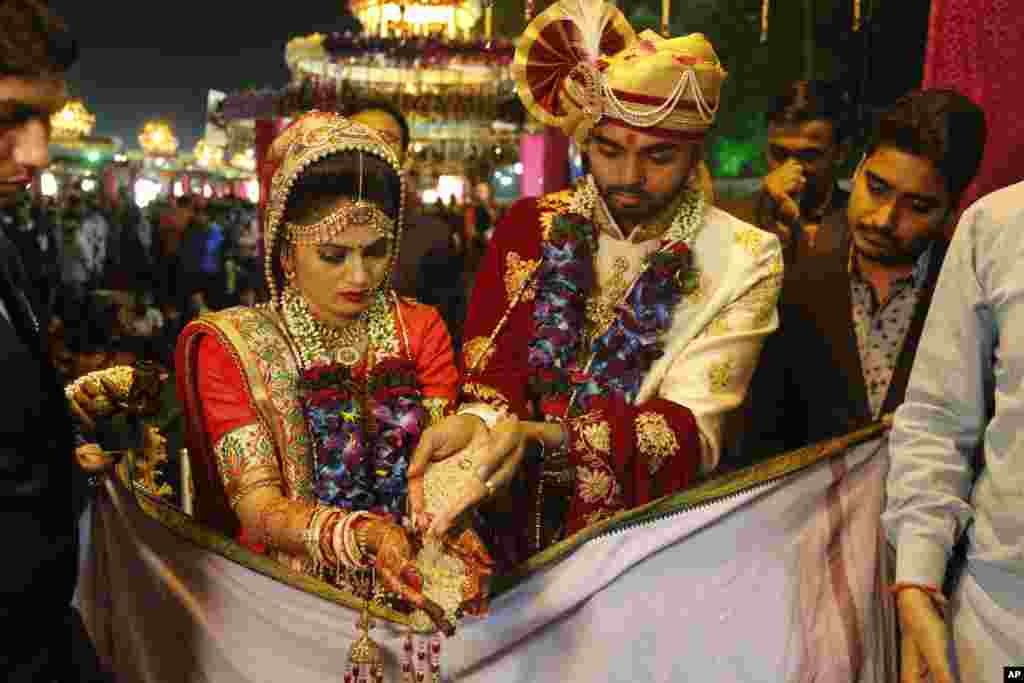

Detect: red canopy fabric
[923, 0, 1024, 214]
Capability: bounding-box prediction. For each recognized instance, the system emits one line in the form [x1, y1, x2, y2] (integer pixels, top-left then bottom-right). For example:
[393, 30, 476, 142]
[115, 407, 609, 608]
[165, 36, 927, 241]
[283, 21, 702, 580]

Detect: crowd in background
[2, 175, 506, 387]
[1, 189, 259, 383]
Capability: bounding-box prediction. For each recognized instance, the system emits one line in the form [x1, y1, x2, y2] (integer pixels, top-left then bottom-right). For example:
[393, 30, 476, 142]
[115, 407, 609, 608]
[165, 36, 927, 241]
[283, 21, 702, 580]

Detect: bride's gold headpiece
[261, 112, 405, 302]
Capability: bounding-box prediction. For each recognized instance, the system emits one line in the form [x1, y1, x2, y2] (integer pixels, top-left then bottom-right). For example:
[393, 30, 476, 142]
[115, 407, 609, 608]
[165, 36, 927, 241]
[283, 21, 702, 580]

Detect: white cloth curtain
[78, 439, 895, 682]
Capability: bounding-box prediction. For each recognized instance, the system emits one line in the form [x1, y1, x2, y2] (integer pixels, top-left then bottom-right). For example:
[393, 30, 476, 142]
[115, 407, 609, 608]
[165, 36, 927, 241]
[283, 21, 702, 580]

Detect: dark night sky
[47, 2, 361, 152]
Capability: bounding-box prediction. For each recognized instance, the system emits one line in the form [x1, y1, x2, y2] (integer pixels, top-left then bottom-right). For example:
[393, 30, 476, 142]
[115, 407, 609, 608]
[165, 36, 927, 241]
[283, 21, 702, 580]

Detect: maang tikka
[285, 150, 394, 246]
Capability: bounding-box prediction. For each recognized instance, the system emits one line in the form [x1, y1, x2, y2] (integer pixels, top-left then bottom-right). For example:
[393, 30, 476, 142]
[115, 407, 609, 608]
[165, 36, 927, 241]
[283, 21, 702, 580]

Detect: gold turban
[513, 0, 728, 144]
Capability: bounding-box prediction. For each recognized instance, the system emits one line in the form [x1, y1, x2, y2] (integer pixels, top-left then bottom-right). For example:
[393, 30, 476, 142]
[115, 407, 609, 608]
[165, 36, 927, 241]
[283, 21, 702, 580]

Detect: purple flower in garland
[298, 360, 427, 519]
[527, 203, 694, 417]
[581, 244, 692, 408]
[528, 213, 596, 377]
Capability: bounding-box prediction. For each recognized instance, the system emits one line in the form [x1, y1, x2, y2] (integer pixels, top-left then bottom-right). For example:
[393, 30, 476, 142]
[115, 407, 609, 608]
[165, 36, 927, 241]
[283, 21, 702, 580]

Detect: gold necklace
[281, 286, 367, 368]
[583, 255, 633, 351]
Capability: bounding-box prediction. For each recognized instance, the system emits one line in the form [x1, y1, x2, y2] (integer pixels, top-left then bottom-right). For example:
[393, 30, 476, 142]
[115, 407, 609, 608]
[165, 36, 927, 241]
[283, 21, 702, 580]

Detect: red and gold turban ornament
[259, 112, 406, 303]
[512, 0, 728, 144]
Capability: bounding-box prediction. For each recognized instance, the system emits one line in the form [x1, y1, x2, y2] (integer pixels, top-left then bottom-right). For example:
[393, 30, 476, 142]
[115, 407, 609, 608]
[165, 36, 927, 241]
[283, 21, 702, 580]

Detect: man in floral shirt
[409, 0, 782, 565]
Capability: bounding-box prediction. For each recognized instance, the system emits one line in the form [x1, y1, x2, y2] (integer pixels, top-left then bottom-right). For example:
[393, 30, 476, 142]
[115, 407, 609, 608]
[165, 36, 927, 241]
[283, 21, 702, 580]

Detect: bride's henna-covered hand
[358, 517, 455, 636]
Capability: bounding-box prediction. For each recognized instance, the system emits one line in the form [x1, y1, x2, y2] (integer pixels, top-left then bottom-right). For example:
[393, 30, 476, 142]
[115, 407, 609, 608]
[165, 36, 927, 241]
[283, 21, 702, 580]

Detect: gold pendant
[337, 345, 362, 367]
[347, 605, 384, 683]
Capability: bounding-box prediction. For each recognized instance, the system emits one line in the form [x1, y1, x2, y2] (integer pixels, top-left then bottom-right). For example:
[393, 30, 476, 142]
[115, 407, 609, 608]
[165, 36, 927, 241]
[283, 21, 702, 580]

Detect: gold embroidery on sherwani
[687, 271, 711, 304]
[768, 249, 784, 276]
[422, 397, 451, 428]
[505, 252, 540, 303]
[734, 226, 765, 256]
[540, 210, 557, 238]
[463, 336, 495, 373]
[706, 314, 732, 338]
[577, 466, 614, 504]
[739, 274, 783, 326]
[462, 382, 510, 411]
[538, 189, 574, 213]
[584, 255, 632, 349]
[708, 358, 738, 394]
[568, 411, 623, 509]
[635, 412, 680, 475]
[582, 420, 612, 453]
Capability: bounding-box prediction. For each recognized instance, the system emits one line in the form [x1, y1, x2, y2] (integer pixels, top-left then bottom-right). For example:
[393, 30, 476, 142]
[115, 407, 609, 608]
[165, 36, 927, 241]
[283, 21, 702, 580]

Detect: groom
[410, 0, 783, 565]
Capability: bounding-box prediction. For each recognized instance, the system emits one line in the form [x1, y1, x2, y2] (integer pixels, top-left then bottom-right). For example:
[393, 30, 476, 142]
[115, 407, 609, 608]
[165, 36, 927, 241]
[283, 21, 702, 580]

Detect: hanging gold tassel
[761, 0, 770, 43]
[853, 0, 862, 32]
[485, 2, 494, 40]
[347, 609, 384, 683]
[662, 0, 671, 37]
[346, 570, 384, 683]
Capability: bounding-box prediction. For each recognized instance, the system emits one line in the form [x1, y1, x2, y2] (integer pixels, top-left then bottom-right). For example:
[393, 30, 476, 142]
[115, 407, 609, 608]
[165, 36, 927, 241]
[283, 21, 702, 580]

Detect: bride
[175, 113, 490, 640]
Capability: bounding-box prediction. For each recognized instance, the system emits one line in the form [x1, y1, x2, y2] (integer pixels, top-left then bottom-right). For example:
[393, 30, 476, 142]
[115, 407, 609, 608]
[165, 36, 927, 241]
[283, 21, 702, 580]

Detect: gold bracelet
[355, 516, 375, 561]
[340, 511, 372, 570]
[229, 476, 283, 509]
[304, 506, 331, 570]
[257, 497, 293, 548]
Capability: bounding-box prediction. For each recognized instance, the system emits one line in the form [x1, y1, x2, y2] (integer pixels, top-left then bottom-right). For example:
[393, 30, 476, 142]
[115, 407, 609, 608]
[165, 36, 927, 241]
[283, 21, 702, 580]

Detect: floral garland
[527, 211, 596, 405]
[298, 358, 426, 520]
[528, 187, 702, 419]
[572, 243, 696, 409]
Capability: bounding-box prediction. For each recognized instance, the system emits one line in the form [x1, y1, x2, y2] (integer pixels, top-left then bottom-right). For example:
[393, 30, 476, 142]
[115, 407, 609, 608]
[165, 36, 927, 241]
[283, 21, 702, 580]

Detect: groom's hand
[407, 414, 490, 524]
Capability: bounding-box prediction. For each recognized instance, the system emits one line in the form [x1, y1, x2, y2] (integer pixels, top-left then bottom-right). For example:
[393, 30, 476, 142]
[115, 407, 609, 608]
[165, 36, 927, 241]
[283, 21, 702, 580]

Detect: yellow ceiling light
[139, 120, 178, 157]
[350, 0, 482, 38]
[50, 99, 96, 142]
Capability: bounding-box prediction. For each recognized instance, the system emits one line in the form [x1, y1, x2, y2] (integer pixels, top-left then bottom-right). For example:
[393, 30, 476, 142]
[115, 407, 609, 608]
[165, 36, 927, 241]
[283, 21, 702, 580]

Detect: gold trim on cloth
[492, 416, 895, 595]
[635, 412, 680, 475]
[504, 252, 541, 303]
[214, 423, 281, 505]
[205, 307, 314, 501]
[108, 473, 424, 630]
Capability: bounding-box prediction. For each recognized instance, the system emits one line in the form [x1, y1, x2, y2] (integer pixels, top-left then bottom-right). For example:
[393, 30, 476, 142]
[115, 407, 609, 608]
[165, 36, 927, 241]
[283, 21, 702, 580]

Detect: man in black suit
[0, 3, 109, 680]
[736, 89, 988, 465]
